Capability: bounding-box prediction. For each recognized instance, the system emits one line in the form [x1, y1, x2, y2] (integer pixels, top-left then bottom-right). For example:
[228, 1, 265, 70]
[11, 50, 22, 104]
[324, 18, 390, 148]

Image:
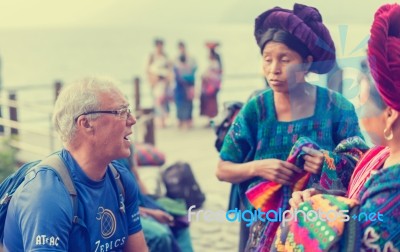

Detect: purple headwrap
[254, 3, 336, 74]
[368, 4, 400, 111]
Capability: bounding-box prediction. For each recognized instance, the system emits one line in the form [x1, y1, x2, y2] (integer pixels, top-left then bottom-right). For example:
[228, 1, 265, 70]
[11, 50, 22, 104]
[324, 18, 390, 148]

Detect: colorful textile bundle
[245, 138, 317, 213]
[347, 146, 390, 199]
[134, 143, 166, 167]
[270, 145, 400, 251]
[272, 194, 359, 252]
[245, 136, 367, 213]
[246, 136, 368, 251]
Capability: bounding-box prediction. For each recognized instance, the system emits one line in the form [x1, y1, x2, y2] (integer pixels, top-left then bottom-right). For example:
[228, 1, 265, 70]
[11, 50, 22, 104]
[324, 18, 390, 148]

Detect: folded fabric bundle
[272, 194, 359, 252]
[245, 138, 317, 213]
[245, 136, 368, 213]
[134, 143, 166, 167]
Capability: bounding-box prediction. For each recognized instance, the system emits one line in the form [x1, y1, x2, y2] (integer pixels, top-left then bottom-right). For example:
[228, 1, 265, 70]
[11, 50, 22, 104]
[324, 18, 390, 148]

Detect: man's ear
[76, 117, 94, 132]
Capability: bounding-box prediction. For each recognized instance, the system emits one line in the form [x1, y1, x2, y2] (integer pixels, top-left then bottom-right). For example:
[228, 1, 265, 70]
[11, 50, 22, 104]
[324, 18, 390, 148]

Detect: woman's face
[358, 83, 386, 145]
[156, 42, 164, 53]
[262, 41, 307, 93]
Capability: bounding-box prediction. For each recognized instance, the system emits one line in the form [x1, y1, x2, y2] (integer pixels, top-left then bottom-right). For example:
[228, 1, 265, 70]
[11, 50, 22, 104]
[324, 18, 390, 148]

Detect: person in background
[147, 38, 174, 128]
[173, 41, 198, 129]
[3, 76, 148, 251]
[117, 144, 194, 252]
[216, 3, 364, 251]
[200, 42, 222, 127]
[283, 4, 400, 250]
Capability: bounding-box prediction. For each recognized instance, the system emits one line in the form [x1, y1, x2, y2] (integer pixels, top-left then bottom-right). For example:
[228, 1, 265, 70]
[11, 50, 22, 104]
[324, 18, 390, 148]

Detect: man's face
[91, 90, 136, 160]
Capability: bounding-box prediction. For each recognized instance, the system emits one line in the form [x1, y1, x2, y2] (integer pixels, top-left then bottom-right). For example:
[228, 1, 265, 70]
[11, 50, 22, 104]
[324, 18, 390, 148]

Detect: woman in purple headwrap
[216, 3, 366, 251]
[277, 3, 400, 251]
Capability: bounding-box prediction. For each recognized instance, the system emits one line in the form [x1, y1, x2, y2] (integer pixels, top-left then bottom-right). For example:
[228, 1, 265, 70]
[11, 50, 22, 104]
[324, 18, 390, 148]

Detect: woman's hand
[140, 208, 175, 226]
[289, 188, 322, 208]
[302, 147, 325, 174]
[150, 209, 175, 225]
[253, 159, 304, 185]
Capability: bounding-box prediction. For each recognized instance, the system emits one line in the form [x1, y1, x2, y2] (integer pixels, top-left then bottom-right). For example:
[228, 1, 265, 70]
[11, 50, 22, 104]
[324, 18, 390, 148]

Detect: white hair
[52, 76, 122, 145]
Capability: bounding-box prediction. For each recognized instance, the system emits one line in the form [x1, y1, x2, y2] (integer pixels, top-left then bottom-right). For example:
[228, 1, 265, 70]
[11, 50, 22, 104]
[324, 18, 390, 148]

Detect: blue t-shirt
[3, 149, 142, 251]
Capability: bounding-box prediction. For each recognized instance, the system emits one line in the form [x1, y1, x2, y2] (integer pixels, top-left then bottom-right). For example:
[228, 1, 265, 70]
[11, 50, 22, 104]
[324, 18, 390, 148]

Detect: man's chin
[114, 150, 131, 160]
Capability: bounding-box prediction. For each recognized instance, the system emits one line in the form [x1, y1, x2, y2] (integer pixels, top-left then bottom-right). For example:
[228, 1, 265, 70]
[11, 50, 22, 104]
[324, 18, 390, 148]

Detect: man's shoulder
[110, 160, 136, 184]
[109, 160, 139, 198]
[10, 167, 72, 213]
[110, 160, 129, 174]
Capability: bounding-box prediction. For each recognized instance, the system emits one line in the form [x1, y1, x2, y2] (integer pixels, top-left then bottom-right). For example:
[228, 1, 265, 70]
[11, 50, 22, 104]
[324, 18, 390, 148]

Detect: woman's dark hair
[178, 41, 186, 63]
[179, 55, 187, 63]
[210, 48, 222, 69]
[260, 28, 311, 60]
[154, 38, 164, 46]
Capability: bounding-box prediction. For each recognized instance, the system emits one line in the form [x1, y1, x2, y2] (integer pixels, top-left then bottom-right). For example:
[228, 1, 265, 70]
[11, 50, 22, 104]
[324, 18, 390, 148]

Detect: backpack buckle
[0, 193, 11, 205]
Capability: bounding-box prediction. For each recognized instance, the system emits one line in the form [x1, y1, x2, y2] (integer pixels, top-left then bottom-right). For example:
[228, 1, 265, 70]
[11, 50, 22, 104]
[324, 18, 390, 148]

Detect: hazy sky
[0, 0, 392, 29]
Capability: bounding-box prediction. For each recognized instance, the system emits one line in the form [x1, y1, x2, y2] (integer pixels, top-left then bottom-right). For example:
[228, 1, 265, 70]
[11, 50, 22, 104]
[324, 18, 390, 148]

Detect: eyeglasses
[74, 107, 132, 122]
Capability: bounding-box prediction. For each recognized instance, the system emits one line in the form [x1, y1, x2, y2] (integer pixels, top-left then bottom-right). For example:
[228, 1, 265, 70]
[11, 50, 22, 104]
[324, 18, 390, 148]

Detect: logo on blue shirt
[96, 207, 117, 239]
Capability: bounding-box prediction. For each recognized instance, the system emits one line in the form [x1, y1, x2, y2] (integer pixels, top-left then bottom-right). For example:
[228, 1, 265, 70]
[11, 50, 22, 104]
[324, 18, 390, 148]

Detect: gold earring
[383, 128, 394, 140]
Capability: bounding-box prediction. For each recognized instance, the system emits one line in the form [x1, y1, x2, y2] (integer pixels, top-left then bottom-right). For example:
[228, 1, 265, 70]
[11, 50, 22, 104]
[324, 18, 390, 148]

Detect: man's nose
[127, 113, 137, 126]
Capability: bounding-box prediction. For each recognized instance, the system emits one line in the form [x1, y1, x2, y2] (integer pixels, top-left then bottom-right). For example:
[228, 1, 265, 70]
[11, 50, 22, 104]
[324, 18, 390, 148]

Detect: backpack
[214, 101, 243, 152]
[0, 154, 125, 248]
[162, 162, 206, 208]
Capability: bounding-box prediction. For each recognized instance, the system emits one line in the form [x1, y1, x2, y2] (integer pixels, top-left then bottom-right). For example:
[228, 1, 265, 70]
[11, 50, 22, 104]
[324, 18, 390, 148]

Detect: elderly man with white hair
[3, 76, 148, 252]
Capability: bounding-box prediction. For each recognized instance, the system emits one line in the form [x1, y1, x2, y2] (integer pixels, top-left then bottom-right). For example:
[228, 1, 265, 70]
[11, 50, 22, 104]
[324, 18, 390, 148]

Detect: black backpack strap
[109, 163, 126, 214]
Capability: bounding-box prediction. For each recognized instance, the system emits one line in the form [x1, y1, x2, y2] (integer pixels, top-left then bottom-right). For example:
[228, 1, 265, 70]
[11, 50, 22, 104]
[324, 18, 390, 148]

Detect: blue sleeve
[112, 161, 142, 235]
[331, 92, 364, 144]
[5, 168, 73, 251]
[219, 97, 258, 163]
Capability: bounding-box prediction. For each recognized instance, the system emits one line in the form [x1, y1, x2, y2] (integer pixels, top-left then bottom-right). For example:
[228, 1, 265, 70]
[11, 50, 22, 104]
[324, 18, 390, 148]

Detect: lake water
[0, 22, 375, 156]
[0, 23, 372, 132]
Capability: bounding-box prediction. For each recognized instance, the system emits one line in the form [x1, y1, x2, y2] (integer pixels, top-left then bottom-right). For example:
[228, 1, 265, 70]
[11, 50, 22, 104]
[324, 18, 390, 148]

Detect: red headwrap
[368, 4, 400, 111]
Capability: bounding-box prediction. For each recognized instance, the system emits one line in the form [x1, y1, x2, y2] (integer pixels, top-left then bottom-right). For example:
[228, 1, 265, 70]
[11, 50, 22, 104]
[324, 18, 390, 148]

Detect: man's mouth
[124, 133, 132, 141]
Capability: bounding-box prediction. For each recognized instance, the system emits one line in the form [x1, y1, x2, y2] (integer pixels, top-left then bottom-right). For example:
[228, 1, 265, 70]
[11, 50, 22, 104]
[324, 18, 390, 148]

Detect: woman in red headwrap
[216, 3, 366, 251]
[277, 4, 400, 251]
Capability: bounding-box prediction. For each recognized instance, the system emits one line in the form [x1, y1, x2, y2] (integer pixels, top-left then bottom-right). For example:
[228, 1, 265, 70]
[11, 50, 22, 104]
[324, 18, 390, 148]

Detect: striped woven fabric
[347, 146, 389, 200]
[272, 194, 358, 252]
[245, 138, 317, 213]
[134, 143, 166, 167]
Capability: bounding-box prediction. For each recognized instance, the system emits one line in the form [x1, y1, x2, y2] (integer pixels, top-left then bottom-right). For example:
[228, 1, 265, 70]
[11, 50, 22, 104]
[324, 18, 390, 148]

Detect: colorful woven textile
[220, 87, 364, 212]
[134, 143, 166, 167]
[245, 137, 317, 213]
[358, 164, 400, 250]
[219, 86, 365, 251]
[347, 146, 390, 200]
[271, 147, 400, 251]
[245, 136, 367, 214]
[248, 136, 368, 251]
[272, 194, 359, 252]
